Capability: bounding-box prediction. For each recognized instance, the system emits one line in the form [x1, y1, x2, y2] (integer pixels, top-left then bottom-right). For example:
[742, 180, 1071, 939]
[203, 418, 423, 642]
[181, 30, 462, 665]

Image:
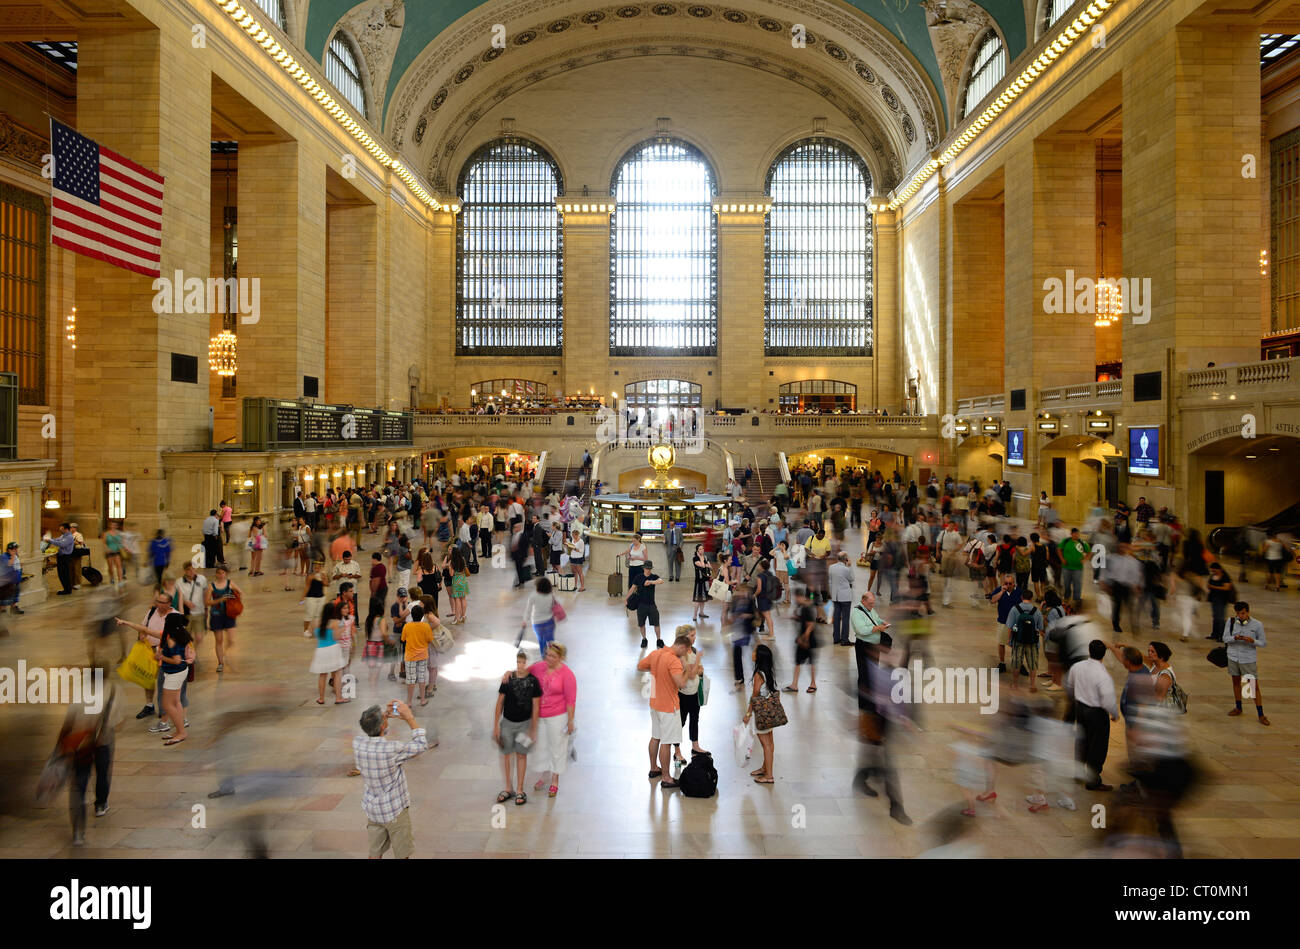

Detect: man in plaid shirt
[352, 701, 432, 858]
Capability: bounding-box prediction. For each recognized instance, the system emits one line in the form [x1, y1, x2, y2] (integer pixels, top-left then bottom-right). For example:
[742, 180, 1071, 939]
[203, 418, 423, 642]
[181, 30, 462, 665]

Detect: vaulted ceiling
[298, 0, 1034, 189]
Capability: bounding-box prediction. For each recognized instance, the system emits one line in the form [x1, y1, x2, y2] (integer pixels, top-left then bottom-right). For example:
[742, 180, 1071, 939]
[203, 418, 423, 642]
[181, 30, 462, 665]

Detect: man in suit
[531, 516, 549, 577]
[664, 522, 683, 581]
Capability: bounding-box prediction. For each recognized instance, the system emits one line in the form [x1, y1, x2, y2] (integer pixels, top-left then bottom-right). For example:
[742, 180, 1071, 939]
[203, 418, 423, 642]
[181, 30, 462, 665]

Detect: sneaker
[1044, 683, 1063, 692]
[1025, 793, 1047, 806]
[997, 663, 1006, 674]
[184, 719, 189, 727]
[148, 721, 172, 733]
[656, 640, 665, 649]
[94, 804, 109, 818]
[640, 638, 648, 648]
[135, 705, 154, 720]
[216, 663, 224, 673]
[1056, 796, 1076, 811]
[72, 833, 85, 847]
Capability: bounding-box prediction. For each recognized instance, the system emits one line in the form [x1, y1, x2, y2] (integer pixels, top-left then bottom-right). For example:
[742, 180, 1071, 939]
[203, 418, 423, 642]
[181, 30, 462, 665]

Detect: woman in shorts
[205, 566, 242, 674]
[102, 520, 126, 588]
[157, 613, 194, 746]
[565, 528, 587, 592]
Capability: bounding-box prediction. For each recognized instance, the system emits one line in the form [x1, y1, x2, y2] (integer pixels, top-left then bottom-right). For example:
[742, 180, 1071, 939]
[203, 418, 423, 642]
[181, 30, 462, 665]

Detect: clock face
[650, 445, 674, 468]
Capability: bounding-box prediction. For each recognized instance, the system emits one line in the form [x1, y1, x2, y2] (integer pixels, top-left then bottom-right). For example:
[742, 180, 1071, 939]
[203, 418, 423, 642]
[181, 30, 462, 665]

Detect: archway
[955, 434, 1004, 491]
[1187, 434, 1300, 536]
[1037, 434, 1122, 526]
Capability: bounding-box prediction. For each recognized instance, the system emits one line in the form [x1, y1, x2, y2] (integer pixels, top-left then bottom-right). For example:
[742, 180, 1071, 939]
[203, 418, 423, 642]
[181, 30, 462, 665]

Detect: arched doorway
[955, 435, 1004, 491]
[1037, 434, 1122, 526]
[1187, 434, 1300, 535]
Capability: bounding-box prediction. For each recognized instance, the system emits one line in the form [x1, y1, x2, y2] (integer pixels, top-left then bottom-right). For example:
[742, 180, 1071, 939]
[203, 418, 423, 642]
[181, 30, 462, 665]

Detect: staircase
[539, 455, 571, 496]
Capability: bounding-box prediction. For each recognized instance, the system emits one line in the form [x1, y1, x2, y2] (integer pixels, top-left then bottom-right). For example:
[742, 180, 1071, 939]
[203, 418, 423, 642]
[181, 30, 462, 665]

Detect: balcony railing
[1038, 380, 1123, 407]
[955, 393, 1005, 415]
[1182, 357, 1297, 394]
[414, 411, 938, 440]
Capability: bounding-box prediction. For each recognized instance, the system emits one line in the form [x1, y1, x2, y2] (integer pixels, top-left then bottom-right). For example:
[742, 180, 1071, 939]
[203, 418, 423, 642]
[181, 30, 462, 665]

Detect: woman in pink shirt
[220, 502, 233, 542]
[529, 642, 576, 798]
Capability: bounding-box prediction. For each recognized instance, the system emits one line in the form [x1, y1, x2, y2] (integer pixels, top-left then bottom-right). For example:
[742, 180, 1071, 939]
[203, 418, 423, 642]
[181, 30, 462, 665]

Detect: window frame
[961, 29, 1007, 119]
[455, 138, 565, 356]
[326, 31, 368, 118]
[608, 138, 718, 357]
[763, 137, 873, 357]
[0, 182, 47, 404]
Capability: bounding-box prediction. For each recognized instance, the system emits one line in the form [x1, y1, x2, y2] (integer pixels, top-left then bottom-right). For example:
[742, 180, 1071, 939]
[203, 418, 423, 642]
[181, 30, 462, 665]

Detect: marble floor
[1, 527, 1297, 859]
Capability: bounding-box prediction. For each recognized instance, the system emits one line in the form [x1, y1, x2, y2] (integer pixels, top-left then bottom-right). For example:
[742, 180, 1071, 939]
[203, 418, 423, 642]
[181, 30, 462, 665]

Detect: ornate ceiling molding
[339, 0, 408, 109]
[386, 1, 942, 168]
[421, 36, 906, 191]
[920, 0, 993, 126]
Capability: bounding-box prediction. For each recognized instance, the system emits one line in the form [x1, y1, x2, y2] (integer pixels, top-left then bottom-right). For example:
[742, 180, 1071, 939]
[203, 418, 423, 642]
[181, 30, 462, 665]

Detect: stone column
[237, 140, 326, 402]
[559, 198, 613, 400]
[428, 208, 456, 404]
[715, 199, 768, 410]
[873, 209, 899, 414]
[326, 201, 380, 405]
[71, 28, 211, 536]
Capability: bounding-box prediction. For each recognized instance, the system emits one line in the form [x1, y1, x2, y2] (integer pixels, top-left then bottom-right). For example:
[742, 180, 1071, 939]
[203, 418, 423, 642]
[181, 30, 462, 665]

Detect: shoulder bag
[748, 687, 788, 730]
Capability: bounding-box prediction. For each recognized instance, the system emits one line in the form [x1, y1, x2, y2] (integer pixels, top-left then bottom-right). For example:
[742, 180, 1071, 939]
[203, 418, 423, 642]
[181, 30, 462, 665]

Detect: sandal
[806, 686, 817, 693]
[335, 698, 351, 704]
[648, 769, 662, 779]
[660, 781, 681, 789]
[782, 686, 798, 693]
[754, 776, 774, 784]
[496, 790, 514, 804]
[534, 779, 546, 791]
[347, 769, 361, 777]
[750, 768, 766, 777]
[316, 698, 325, 705]
[164, 737, 186, 746]
[548, 785, 558, 798]
[961, 808, 976, 817]
[976, 790, 997, 802]
[515, 792, 527, 805]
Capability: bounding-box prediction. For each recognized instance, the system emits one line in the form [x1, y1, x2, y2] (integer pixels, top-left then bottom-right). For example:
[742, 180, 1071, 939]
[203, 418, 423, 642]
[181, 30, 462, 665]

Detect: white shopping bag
[732, 720, 755, 767]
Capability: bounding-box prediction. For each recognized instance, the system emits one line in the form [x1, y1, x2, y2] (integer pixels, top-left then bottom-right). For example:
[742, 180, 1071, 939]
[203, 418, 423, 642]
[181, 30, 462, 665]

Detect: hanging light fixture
[1095, 171, 1121, 328]
[209, 330, 238, 376]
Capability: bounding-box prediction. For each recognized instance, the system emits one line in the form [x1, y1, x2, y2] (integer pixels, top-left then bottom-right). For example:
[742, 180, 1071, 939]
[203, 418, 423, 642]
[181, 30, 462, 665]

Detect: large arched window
[962, 30, 1006, 118]
[764, 139, 872, 356]
[779, 380, 857, 412]
[456, 139, 564, 354]
[610, 139, 717, 355]
[1037, 0, 1073, 39]
[624, 379, 702, 408]
[326, 32, 367, 117]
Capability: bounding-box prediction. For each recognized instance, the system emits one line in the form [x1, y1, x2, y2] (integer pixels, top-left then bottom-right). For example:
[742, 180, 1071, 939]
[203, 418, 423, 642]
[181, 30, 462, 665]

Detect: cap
[396, 587, 409, 597]
[5, 542, 17, 549]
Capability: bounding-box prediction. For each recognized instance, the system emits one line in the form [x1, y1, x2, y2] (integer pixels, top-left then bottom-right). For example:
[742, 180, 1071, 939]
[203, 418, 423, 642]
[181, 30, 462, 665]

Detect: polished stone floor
[0, 526, 1296, 859]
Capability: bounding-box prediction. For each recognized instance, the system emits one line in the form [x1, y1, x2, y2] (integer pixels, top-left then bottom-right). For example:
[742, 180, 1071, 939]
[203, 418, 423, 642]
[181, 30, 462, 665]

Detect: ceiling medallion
[515, 29, 537, 44]
[652, 4, 677, 14]
[581, 11, 606, 23]
[455, 64, 474, 83]
[880, 84, 900, 112]
[854, 61, 876, 83]
[824, 42, 847, 61]
[547, 19, 571, 32]
[616, 5, 642, 16]
[722, 10, 747, 23]
[901, 114, 916, 144]
[688, 5, 713, 16]
[758, 17, 782, 31]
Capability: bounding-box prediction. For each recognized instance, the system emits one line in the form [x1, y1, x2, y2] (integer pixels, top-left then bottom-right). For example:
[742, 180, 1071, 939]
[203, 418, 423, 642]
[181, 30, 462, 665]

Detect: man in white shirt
[1066, 639, 1120, 790]
[331, 549, 363, 595]
[938, 521, 966, 607]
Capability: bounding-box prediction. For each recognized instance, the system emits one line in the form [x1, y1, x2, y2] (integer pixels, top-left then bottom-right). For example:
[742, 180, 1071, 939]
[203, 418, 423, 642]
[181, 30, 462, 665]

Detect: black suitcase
[81, 565, 104, 587]
[607, 571, 623, 597]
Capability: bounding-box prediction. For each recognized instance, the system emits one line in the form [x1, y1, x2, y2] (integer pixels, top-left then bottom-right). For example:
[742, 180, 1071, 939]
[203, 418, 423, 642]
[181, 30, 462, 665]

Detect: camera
[390, 702, 400, 715]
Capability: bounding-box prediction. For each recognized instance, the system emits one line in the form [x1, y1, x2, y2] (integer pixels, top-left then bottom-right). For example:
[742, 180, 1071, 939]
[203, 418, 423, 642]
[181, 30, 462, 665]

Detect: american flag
[49, 119, 164, 278]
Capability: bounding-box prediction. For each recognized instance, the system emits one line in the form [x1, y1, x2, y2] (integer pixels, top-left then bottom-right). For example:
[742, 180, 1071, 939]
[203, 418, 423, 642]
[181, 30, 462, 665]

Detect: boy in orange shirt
[636, 635, 694, 789]
[401, 604, 434, 707]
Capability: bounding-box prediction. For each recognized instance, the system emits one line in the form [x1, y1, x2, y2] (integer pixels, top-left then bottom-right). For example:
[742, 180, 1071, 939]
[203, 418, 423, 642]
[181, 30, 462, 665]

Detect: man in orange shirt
[636, 635, 694, 789]
[400, 604, 434, 707]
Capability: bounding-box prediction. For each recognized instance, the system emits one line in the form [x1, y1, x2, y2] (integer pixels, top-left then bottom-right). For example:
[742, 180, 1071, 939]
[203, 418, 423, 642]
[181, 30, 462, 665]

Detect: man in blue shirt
[988, 573, 1022, 674]
[49, 523, 77, 595]
[1224, 601, 1269, 726]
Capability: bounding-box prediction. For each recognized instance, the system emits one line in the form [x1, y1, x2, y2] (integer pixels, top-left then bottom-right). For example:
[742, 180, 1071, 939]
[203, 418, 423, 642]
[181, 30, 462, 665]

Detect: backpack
[1013, 550, 1032, 574]
[1012, 605, 1039, 645]
[678, 752, 718, 798]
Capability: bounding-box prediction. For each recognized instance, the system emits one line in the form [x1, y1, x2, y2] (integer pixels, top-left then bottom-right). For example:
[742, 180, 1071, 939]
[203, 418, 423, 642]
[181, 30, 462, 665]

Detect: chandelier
[208, 330, 237, 376]
[1095, 172, 1120, 328]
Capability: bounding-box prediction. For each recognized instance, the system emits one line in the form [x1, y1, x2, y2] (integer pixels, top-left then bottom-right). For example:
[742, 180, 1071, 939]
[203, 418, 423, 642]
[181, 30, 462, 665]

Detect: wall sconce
[44, 499, 61, 509]
[66, 306, 76, 349]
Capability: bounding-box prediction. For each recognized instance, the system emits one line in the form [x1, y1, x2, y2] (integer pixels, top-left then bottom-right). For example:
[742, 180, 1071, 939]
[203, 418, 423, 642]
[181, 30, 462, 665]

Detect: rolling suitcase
[607, 570, 623, 598]
[81, 565, 104, 587]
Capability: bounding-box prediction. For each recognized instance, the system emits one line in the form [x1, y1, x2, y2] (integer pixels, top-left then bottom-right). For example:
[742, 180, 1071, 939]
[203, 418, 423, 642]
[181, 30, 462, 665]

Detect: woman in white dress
[310, 600, 348, 705]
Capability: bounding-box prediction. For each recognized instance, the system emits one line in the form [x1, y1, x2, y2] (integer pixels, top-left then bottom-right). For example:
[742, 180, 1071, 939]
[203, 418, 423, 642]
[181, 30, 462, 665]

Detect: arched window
[456, 139, 563, 354]
[326, 33, 366, 117]
[470, 379, 549, 405]
[764, 139, 872, 355]
[252, 0, 286, 30]
[962, 30, 1006, 118]
[1038, 0, 1073, 39]
[610, 139, 717, 355]
[623, 379, 702, 408]
[778, 380, 857, 413]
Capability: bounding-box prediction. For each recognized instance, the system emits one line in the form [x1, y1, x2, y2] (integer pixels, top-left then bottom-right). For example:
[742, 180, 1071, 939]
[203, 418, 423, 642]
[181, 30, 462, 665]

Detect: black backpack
[1012, 605, 1039, 645]
[679, 752, 718, 798]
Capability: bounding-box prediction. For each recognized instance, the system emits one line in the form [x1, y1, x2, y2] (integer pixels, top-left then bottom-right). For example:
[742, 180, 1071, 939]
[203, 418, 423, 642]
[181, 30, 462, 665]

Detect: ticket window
[221, 474, 260, 515]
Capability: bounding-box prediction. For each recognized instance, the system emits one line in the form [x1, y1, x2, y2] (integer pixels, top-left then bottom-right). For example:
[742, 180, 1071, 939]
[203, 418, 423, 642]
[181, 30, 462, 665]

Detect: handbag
[675, 548, 685, 564]
[1206, 645, 1229, 668]
[1161, 669, 1188, 713]
[117, 640, 159, 690]
[708, 577, 731, 601]
[749, 689, 788, 730]
[221, 592, 244, 619]
[433, 623, 455, 654]
[551, 597, 567, 622]
[698, 671, 710, 707]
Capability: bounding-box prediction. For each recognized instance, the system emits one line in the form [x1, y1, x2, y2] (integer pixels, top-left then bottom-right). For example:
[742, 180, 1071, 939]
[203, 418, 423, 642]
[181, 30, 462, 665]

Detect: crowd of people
[30, 450, 1289, 857]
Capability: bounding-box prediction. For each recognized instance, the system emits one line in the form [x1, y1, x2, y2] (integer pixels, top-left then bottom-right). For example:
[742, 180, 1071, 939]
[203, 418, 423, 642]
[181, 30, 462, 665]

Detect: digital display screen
[639, 517, 662, 532]
[1129, 427, 1161, 477]
[1006, 429, 1025, 467]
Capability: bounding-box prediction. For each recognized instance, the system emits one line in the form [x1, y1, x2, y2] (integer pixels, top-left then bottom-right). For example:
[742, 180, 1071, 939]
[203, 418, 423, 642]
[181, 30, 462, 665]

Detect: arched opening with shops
[786, 446, 914, 483]
[1187, 433, 1300, 541]
[1037, 434, 1123, 526]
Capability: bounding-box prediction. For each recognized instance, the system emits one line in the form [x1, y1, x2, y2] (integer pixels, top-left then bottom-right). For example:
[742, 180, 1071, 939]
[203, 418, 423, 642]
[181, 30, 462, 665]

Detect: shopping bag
[698, 672, 710, 707]
[36, 752, 71, 803]
[732, 720, 755, 767]
[116, 640, 158, 690]
[551, 598, 567, 622]
[708, 577, 732, 602]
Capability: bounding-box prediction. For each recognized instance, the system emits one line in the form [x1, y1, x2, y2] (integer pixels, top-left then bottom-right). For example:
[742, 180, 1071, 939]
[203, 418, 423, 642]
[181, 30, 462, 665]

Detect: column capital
[557, 192, 614, 222]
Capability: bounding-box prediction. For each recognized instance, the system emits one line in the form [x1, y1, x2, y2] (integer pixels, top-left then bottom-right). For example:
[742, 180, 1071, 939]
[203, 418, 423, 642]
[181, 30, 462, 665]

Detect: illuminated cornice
[886, 0, 1117, 211]
[213, 0, 456, 213]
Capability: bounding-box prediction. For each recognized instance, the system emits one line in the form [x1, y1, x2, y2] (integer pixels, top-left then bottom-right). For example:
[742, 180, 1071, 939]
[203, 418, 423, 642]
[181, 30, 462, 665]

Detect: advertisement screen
[1006, 429, 1025, 467]
[1129, 427, 1161, 477]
